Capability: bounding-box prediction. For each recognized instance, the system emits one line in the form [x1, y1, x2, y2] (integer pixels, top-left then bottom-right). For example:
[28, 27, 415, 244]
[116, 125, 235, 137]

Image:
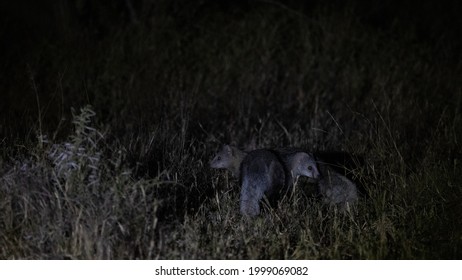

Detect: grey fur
[210, 145, 247, 178]
[278, 147, 359, 209]
[239, 149, 286, 217]
[317, 166, 358, 210]
[211, 145, 357, 215]
[275, 148, 321, 187]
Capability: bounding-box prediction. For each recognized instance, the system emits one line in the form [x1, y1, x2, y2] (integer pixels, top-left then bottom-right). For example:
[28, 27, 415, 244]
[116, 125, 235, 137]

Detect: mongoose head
[210, 145, 234, 169]
[291, 152, 321, 180]
[210, 145, 247, 178]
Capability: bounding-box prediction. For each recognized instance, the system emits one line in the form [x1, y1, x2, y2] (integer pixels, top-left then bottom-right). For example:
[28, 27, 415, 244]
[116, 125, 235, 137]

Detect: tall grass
[1, 1, 461, 259]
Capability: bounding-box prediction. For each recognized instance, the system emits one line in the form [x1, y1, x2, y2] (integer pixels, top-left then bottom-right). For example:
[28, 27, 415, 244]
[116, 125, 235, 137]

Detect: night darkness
[0, 0, 461, 259]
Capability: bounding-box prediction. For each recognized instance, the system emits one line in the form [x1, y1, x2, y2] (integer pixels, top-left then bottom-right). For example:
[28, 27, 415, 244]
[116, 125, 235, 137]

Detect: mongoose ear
[295, 152, 307, 165]
[224, 145, 233, 155]
[294, 152, 303, 164]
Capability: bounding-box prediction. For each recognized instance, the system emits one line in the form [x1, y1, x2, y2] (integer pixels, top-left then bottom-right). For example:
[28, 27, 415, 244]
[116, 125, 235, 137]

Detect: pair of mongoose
[209, 145, 321, 217]
[210, 145, 359, 216]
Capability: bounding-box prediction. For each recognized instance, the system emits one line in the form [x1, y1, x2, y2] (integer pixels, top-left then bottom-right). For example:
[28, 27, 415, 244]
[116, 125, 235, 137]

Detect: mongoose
[239, 149, 286, 217]
[315, 152, 360, 209]
[210, 144, 247, 178]
[317, 166, 358, 210]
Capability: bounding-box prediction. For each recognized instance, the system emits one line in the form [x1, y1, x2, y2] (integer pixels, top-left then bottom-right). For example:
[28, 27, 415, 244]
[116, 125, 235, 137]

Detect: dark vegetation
[0, 0, 461, 259]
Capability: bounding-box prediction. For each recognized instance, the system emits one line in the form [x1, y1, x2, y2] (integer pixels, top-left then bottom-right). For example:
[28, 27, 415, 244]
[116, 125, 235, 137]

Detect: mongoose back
[314, 152, 359, 209]
[317, 166, 358, 210]
[313, 151, 363, 183]
[239, 149, 286, 217]
[210, 145, 247, 178]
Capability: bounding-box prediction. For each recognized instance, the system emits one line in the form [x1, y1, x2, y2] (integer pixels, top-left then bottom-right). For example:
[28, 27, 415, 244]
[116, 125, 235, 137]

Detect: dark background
[1, 0, 461, 139]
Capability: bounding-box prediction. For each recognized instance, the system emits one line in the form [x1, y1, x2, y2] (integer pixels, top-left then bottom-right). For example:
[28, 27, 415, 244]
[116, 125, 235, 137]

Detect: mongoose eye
[307, 165, 313, 171]
[217, 156, 221, 161]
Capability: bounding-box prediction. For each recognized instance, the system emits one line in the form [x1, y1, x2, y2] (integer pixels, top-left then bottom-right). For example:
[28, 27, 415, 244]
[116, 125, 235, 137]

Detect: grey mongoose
[317, 166, 358, 210]
[210, 145, 321, 217]
[313, 152, 360, 209]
